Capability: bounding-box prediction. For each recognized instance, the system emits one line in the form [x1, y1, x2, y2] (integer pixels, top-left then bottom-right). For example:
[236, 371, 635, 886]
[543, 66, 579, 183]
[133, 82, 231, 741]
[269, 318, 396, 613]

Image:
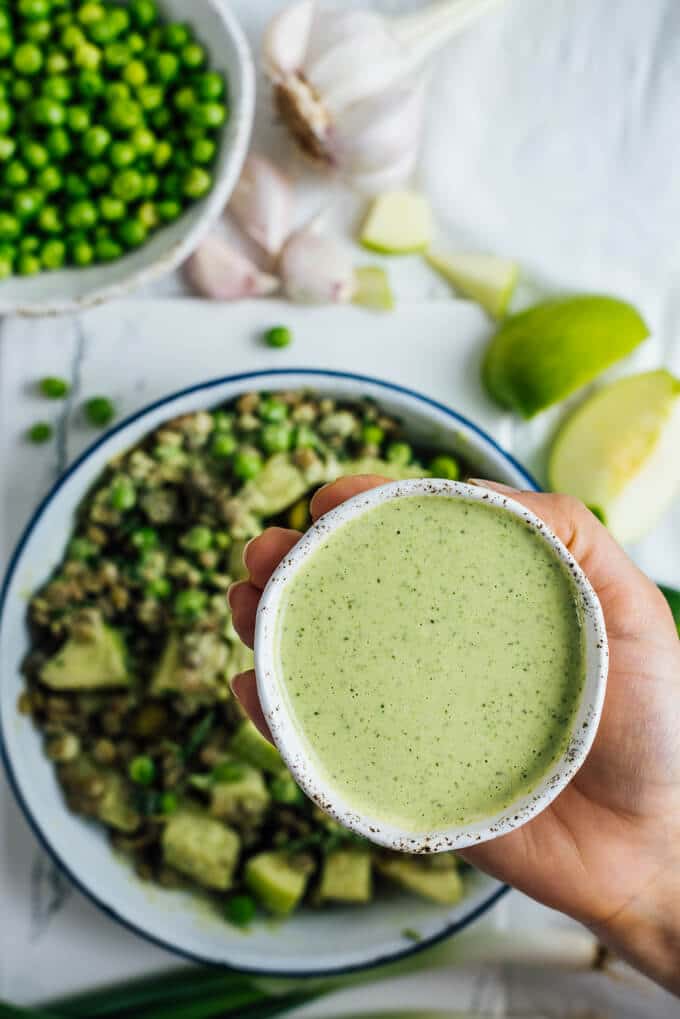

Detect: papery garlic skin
[186, 236, 279, 301]
[264, 0, 504, 192]
[229, 155, 294, 257]
[279, 218, 355, 304]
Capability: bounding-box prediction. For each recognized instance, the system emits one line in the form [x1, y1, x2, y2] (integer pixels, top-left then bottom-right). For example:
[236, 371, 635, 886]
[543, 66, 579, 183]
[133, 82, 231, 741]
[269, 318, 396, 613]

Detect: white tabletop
[1, 0, 680, 1014]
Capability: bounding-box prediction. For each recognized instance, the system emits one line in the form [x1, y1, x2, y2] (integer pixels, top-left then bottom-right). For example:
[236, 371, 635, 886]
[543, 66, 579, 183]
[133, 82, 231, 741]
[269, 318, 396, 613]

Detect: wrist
[587, 861, 680, 996]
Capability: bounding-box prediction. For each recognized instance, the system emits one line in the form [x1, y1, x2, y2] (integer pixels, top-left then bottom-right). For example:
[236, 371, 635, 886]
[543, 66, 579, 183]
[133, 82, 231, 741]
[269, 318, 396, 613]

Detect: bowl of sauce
[254, 479, 608, 853]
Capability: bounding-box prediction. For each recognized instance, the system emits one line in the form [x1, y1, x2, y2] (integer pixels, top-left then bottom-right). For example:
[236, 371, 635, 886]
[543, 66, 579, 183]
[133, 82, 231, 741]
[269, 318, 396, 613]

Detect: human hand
[229, 476, 680, 995]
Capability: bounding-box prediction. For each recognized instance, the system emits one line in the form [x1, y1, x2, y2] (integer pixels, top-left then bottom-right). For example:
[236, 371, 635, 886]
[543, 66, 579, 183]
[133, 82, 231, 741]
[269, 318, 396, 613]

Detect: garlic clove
[229, 155, 294, 257]
[186, 235, 280, 301]
[329, 82, 425, 175]
[263, 0, 316, 81]
[279, 219, 355, 304]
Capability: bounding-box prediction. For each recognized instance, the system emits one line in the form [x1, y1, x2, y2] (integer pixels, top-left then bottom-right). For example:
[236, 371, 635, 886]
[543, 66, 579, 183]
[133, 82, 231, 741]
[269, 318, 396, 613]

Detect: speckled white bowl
[0, 0, 254, 317]
[1, 370, 545, 975]
[255, 478, 609, 855]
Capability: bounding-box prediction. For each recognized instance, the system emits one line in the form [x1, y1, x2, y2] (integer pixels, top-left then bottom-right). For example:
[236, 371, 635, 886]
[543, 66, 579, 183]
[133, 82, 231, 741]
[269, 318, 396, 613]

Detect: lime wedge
[360, 190, 433, 254]
[426, 250, 519, 319]
[548, 370, 680, 544]
[353, 266, 395, 311]
[482, 296, 649, 418]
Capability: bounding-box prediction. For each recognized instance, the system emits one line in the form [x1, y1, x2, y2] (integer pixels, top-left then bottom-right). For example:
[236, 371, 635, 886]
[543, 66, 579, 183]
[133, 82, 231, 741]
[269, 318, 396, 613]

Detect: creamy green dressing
[275, 496, 585, 832]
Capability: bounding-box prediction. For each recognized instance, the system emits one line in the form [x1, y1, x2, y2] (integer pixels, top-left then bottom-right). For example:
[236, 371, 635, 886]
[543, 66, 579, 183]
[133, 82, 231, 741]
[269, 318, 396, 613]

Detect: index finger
[310, 474, 389, 522]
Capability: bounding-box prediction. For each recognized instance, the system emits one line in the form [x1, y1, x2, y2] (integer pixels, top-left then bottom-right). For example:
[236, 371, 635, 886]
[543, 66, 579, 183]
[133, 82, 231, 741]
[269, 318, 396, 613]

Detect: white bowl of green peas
[0, 0, 254, 316]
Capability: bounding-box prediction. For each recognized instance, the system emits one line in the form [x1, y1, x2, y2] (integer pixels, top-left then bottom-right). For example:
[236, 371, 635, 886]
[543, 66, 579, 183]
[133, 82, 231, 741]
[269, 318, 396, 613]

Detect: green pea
[197, 71, 224, 101]
[182, 42, 205, 69]
[183, 167, 212, 199]
[213, 761, 245, 783]
[39, 376, 70, 399]
[45, 50, 69, 75]
[159, 791, 178, 815]
[37, 165, 62, 193]
[17, 252, 41, 275]
[0, 212, 19, 241]
[14, 42, 43, 75]
[128, 755, 155, 786]
[61, 25, 87, 51]
[45, 127, 71, 159]
[270, 774, 305, 806]
[127, 32, 145, 55]
[150, 105, 171, 130]
[12, 78, 33, 104]
[182, 526, 213, 552]
[103, 41, 129, 69]
[0, 101, 12, 134]
[225, 895, 256, 928]
[109, 7, 130, 34]
[154, 50, 178, 82]
[66, 199, 97, 230]
[131, 126, 155, 156]
[77, 68, 104, 98]
[361, 423, 384, 446]
[110, 140, 136, 168]
[429, 454, 460, 480]
[42, 74, 71, 101]
[146, 576, 171, 600]
[157, 199, 181, 222]
[0, 136, 16, 161]
[172, 85, 194, 113]
[24, 19, 52, 43]
[193, 102, 226, 129]
[22, 140, 49, 169]
[264, 325, 292, 349]
[260, 398, 288, 423]
[262, 422, 293, 454]
[19, 0, 51, 20]
[41, 239, 66, 270]
[14, 188, 43, 220]
[142, 173, 158, 197]
[31, 96, 65, 126]
[74, 42, 101, 70]
[137, 200, 158, 229]
[386, 441, 412, 466]
[95, 235, 122, 261]
[122, 58, 147, 87]
[108, 97, 142, 132]
[38, 204, 61, 233]
[110, 476, 136, 511]
[70, 237, 94, 266]
[87, 15, 118, 46]
[99, 195, 125, 222]
[0, 251, 13, 280]
[20, 236, 40, 254]
[68, 537, 98, 562]
[86, 162, 110, 189]
[118, 217, 146, 248]
[82, 124, 110, 157]
[27, 421, 53, 443]
[211, 433, 237, 459]
[152, 139, 172, 169]
[112, 168, 143, 202]
[84, 395, 115, 427]
[233, 448, 263, 481]
[173, 588, 207, 621]
[67, 105, 90, 132]
[137, 82, 163, 112]
[130, 0, 159, 27]
[191, 137, 215, 165]
[163, 23, 190, 50]
[105, 80, 130, 104]
[77, 2, 105, 26]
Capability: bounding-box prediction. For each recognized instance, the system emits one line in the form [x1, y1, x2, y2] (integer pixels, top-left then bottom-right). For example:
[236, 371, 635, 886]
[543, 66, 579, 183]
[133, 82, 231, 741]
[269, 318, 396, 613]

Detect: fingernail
[230, 671, 245, 697]
[241, 536, 256, 570]
[468, 478, 520, 494]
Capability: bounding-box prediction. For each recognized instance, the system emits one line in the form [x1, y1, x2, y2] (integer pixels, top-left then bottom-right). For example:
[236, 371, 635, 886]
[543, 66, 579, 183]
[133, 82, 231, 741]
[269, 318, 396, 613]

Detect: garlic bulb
[229, 155, 294, 257]
[263, 0, 505, 192]
[279, 215, 355, 304]
[186, 235, 279, 301]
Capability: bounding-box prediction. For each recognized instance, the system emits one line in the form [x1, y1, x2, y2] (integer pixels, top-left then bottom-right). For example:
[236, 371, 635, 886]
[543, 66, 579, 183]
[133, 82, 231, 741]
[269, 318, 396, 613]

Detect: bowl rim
[0, 0, 255, 318]
[0, 368, 537, 975]
[255, 478, 609, 854]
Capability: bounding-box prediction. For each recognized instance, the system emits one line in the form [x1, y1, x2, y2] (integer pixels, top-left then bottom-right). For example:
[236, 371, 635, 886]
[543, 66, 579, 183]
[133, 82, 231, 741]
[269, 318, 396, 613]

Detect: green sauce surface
[276, 496, 585, 832]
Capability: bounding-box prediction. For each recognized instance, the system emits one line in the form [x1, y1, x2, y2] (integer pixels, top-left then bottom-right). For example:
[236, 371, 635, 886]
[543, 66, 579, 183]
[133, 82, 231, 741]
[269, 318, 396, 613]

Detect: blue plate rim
[0, 367, 537, 977]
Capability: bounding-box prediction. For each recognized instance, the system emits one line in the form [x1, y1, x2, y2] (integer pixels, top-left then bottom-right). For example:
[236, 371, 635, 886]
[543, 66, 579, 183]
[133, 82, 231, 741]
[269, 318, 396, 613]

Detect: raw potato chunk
[230, 719, 285, 775]
[41, 614, 129, 691]
[377, 857, 464, 905]
[210, 764, 270, 826]
[150, 632, 229, 704]
[318, 849, 372, 903]
[245, 851, 309, 915]
[360, 190, 433, 254]
[59, 757, 139, 833]
[162, 807, 240, 891]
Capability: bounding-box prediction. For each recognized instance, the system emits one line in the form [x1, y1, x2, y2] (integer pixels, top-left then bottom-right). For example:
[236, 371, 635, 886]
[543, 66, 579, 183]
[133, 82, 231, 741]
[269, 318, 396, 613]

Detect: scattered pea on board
[0, 0, 227, 278]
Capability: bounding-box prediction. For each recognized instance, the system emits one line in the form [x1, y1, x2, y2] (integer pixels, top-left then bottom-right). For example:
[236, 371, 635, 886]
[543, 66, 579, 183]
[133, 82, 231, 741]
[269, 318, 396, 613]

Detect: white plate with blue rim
[0, 369, 538, 975]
